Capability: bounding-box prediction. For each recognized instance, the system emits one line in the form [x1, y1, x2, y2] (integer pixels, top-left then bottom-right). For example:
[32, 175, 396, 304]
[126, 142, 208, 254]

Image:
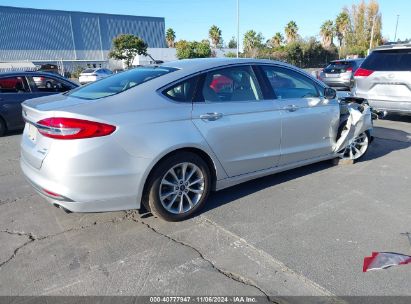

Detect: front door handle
[284, 105, 299, 112]
[200, 112, 224, 121]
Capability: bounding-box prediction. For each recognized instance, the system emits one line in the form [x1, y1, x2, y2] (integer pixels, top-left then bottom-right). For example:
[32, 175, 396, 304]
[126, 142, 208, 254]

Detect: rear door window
[362, 49, 411, 71]
[29, 76, 73, 93]
[0, 76, 30, 93]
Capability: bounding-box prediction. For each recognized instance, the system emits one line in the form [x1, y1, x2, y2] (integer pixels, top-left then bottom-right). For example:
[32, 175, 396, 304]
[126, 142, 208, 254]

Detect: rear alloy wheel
[338, 131, 370, 160]
[145, 152, 211, 221]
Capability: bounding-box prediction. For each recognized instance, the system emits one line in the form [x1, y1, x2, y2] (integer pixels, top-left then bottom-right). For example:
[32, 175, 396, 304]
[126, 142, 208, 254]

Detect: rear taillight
[346, 67, 353, 72]
[36, 117, 116, 140]
[354, 68, 374, 77]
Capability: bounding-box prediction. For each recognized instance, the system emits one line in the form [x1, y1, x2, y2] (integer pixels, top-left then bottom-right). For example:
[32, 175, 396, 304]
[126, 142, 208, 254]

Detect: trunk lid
[21, 104, 55, 169]
[20, 93, 97, 169]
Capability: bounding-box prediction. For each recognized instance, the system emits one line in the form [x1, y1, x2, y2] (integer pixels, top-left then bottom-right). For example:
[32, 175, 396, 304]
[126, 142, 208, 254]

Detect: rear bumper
[20, 140, 152, 212]
[359, 98, 411, 115]
[321, 78, 351, 88]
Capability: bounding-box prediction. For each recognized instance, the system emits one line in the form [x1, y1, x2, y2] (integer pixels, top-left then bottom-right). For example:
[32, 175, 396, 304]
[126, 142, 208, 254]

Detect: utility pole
[236, 0, 240, 58]
[394, 14, 400, 42]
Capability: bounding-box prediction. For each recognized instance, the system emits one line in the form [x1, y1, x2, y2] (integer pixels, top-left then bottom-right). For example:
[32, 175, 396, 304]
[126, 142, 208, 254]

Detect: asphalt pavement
[0, 115, 410, 301]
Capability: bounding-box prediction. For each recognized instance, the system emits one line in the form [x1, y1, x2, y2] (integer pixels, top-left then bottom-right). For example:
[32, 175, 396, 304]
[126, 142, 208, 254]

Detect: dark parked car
[0, 71, 78, 136]
[319, 58, 364, 90]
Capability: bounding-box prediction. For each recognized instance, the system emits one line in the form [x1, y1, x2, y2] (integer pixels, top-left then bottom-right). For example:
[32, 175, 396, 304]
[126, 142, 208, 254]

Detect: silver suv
[354, 43, 411, 115]
[319, 59, 364, 90]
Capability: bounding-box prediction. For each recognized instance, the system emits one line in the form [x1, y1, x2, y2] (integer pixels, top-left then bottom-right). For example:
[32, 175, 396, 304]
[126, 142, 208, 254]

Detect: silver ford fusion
[20, 58, 372, 221]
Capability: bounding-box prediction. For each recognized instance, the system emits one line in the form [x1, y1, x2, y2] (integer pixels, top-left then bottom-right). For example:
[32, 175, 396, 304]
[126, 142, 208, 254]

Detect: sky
[1, 0, 410, 48]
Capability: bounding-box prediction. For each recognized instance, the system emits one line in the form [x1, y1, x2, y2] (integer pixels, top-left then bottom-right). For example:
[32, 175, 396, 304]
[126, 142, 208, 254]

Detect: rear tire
[144, 152, 211, 221]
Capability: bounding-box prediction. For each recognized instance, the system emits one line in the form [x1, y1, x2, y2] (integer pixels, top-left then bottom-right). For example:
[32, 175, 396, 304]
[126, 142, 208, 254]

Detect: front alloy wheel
[145, 152, 210, 221]
[338, 131, 369, 160]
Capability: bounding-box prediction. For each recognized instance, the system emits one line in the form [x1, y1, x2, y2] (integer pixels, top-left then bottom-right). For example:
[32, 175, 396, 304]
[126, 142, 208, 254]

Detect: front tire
[145, 152, 211, 221]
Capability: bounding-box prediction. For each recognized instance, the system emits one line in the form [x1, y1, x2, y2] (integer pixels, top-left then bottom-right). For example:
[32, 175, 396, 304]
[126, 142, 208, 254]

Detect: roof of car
[161, 58, 294, 74]
[373, 43, 411, 51]
[0, 71, 61, 77]
[330, 58, 364, 63]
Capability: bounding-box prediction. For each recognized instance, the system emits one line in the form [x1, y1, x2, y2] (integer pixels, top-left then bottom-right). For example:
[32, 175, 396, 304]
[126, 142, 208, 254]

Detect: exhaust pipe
[53, 203, 72, 214]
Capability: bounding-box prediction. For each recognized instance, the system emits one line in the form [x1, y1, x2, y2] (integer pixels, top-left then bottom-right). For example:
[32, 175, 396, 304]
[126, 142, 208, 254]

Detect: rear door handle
[283, 105, 299, 112]
[200, 112, 224, 121]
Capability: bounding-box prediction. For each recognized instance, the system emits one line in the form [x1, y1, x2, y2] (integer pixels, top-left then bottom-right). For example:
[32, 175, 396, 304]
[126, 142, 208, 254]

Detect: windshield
[69, 66, 177, 100]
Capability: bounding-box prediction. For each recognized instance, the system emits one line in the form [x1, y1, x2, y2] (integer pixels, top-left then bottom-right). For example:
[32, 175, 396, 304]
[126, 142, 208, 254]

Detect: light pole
[236, 0, 240, 58]
[394, 14, 400, 42]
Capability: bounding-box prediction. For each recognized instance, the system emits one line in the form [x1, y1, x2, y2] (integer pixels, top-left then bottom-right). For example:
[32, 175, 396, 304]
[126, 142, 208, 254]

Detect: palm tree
[320, 20, 335, 47]
[209, 25, 222, 48]
[270, 32, 284, 47]
[166, 28, 176, 48]
[284, 21, 298, 43]
[335, 11, 350, 47]
[243, 30, 263, 58]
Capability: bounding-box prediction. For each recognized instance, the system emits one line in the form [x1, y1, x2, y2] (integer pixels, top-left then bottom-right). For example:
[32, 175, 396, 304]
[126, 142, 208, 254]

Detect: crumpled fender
[333, 103, 373, 153]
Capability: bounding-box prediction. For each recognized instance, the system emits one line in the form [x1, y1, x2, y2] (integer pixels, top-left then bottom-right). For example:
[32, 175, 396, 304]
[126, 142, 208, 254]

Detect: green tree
[108, 34, 147, 68]
[270, 32, 284, 48]
[175, 40, 212, 59]
[225, 51, 237, 58]
[335, 11, 350, 47]
[320, 20, 335, 47]
[286, 42, 303, 66]
[166, 28, 176, 48]
[285, 21, 299, 43]
[228, 36, 237, 49]
[209, 25, 222, 48]
[71, 66, 85, 79]
[243, 30, 264, 57]
[343, 0, 382, 56]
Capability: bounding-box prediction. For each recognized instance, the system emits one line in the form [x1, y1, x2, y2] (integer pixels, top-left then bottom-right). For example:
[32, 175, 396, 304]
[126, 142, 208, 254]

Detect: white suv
[353, 43, 411, 115]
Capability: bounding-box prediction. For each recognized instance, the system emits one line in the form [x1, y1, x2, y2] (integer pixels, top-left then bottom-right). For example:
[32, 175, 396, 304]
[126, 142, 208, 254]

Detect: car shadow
[201, 127, 410, 215]
[202, 160, 333, 214]
[383, 114, 411, 123]
[3, 130, 23, 137]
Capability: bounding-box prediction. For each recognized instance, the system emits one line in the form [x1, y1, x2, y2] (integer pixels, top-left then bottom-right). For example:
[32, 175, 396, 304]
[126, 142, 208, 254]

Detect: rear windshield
[69, 66, 177, 100]
[82, 69, 96, 73]
[326, 61, 356, 69]
[362, 49, 411, 71]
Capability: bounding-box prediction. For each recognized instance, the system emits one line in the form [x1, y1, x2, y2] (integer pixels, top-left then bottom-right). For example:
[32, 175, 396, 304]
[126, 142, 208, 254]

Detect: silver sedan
[20, 59, 372, 221]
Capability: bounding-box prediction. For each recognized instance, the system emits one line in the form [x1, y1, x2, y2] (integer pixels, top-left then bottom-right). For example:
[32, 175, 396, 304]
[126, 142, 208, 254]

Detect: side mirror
[324, 87, 336, 99]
